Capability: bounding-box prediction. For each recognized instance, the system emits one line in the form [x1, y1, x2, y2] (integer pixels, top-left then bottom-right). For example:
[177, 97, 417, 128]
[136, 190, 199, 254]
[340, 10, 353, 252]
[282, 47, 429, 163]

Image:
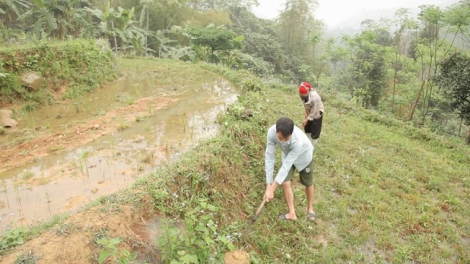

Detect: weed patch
[96, 237, 137, 264]
[1, 228, 25, 252]
[0, 39, 117, 107]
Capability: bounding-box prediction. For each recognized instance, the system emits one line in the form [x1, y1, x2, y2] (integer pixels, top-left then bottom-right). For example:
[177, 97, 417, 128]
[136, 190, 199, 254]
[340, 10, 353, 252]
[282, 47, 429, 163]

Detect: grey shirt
[265, 125, 313, 184]
[303, 90, 324, 120]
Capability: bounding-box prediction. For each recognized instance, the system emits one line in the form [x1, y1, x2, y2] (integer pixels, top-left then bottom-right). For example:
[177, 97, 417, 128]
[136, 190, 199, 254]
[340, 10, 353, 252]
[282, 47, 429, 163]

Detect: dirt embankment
[0, 193, 160, 264]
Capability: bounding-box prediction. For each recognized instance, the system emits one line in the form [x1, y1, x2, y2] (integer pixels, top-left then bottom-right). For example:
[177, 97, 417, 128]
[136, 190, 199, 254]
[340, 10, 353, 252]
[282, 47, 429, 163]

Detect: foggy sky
[252, 0, 460, 28]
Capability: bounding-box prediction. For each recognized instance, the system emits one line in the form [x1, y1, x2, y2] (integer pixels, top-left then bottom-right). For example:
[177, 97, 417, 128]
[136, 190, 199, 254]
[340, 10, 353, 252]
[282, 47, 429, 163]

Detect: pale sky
[252, 0, 460, 28]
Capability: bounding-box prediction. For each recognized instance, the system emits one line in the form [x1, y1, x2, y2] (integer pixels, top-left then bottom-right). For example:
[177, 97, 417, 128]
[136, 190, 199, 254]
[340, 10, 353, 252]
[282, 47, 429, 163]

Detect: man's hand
[263, 183, 277, 202]
[301, 118, 308, 127]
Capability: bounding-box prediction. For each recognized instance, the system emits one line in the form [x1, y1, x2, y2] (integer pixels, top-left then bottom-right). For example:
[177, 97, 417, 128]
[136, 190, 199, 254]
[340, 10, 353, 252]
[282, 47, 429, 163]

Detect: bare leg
[281, 181, 297, 220]
[305, 185, 315, 218]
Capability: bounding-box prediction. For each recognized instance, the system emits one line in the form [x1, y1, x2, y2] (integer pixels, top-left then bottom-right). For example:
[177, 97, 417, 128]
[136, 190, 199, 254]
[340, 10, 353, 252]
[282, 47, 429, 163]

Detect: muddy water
[0, 75, 237, 231]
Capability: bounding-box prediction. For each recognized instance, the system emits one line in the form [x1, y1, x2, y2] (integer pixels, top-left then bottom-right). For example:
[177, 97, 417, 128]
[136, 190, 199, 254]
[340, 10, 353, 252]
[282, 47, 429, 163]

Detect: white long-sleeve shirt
[265, 125, 313, 184]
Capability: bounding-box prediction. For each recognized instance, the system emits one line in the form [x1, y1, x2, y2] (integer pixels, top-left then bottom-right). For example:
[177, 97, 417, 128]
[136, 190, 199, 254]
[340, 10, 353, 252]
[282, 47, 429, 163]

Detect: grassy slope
[2, 58, 468, 263]
[132, 61, 469, 263]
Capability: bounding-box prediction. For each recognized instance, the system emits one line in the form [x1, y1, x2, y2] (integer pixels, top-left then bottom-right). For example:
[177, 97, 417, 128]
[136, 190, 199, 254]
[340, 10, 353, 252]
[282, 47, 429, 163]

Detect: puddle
[0, 75, 237, 231]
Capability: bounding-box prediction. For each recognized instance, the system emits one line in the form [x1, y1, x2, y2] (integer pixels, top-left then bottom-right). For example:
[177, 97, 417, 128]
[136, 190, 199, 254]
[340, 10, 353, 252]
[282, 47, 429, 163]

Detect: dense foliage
[434, 52, 470, 125]
[0, 0, 469, 138]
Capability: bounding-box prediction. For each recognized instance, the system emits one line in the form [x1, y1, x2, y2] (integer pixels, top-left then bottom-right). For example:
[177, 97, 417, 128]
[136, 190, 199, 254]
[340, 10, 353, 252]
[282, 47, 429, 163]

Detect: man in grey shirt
[264, 117, 317, 222]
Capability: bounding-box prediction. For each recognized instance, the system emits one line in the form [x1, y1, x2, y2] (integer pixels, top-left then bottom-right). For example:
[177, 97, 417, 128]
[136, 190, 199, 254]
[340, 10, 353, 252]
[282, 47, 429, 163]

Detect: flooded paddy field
[0, 61, 237, 231]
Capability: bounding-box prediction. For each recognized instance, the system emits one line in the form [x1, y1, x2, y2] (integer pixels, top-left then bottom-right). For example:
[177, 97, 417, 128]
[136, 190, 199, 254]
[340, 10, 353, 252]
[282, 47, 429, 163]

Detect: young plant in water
[74, 102, 80, 113]
[117, 116, 129, 131]
[22, 172, 34, 181]
[45, 189, 51, 204]
[21, 111, 37, 131]
[144, 122, 151, 131]
[126, 96, 134, 105]
[182, 115, 188, 132]
[13, 184, 22, 212]
[79, 150, 91, 178]
[1, 180, 11, 210]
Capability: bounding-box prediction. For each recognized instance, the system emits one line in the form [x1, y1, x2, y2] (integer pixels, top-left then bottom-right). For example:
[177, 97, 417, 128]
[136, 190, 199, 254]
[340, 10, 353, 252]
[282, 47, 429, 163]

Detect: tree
[311, 37, 334, 86]
[191, 0, 259, 10]
[412, 5, 448, 124]
[277, 0, 324, 82]
[87, 3, 145, 53]
[277, 0, 318, 55]
[138, 0, 153, 56]
[337, 30, 390, 109]
[0, 0, 30, 29]
[185, 24, 240, 63]
[391, 9, 416, 112]
[229, 6, 284, 74]
[434, 52, 470, 144]
[19, 0, 91, 39]
[443, 0, 470, 50]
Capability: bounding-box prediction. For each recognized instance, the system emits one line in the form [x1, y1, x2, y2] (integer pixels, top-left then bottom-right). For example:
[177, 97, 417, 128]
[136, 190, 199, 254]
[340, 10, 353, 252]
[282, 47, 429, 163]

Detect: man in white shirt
[264, 117, 317, 222]
[299, 82, 324, 145]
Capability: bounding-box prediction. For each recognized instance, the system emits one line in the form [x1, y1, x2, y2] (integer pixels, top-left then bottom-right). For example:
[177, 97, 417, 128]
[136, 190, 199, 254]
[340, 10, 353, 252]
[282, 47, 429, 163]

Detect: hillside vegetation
[2, 0, 470, 142]
[0, 39, 117, 110]
[142, 65, 470, 263]
[1, 0, 469, 261]
[1, 58, 468, 263]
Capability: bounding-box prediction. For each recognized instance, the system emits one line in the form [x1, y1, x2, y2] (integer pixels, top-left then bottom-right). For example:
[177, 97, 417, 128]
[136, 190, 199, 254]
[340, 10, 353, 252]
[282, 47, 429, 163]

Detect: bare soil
[0, 194, 160, 264]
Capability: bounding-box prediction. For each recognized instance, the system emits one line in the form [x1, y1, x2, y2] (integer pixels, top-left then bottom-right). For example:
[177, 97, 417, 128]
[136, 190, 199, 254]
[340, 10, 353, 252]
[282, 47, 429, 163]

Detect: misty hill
[324, 0, 458, 38]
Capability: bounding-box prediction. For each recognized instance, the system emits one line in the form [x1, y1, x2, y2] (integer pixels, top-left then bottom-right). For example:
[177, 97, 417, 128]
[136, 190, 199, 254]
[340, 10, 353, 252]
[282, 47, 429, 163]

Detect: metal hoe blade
[245, 199, 266, 236]
[251, 200, 266, 224]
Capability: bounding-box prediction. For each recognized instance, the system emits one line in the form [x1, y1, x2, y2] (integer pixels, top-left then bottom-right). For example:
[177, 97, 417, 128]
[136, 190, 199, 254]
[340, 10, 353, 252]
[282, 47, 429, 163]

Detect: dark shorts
[284, 159, 314, 186]
[304, 112, 323, 139]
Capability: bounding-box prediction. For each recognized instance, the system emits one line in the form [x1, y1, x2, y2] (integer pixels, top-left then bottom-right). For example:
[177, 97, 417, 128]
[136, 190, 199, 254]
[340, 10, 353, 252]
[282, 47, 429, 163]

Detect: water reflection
[0, 77, 237, 231]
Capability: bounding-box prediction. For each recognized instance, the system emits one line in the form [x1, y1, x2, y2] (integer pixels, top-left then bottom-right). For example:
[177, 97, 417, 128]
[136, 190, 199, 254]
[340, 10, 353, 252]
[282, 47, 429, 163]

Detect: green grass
[2, 58, 468, 263]
[311, 105, 469, 263]
[129, 63, 469, 263]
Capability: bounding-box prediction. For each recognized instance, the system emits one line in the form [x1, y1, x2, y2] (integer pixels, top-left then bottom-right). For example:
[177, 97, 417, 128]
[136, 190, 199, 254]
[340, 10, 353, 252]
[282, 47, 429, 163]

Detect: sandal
[307, 212, 316, 222]
[279, 213, 296, 221]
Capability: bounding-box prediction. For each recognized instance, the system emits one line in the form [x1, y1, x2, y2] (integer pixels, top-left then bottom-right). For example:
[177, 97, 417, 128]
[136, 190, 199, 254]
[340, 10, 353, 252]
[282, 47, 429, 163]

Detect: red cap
[299, 82, 311, 95]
